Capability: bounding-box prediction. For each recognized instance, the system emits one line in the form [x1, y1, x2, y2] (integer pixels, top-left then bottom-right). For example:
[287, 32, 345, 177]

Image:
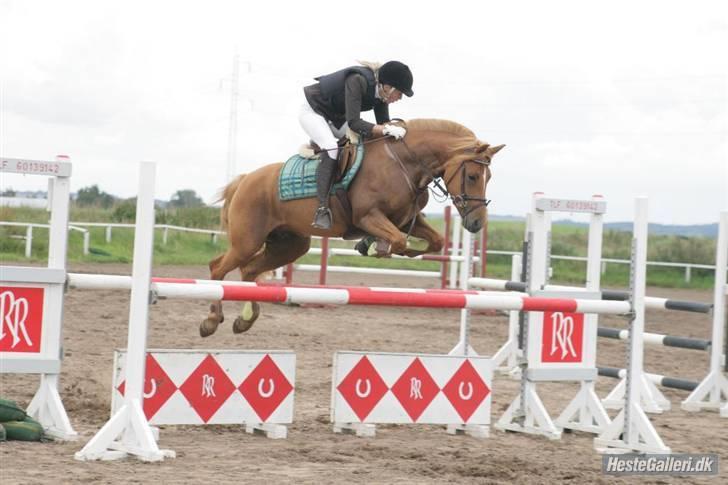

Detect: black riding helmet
[378, 61, 414, 97]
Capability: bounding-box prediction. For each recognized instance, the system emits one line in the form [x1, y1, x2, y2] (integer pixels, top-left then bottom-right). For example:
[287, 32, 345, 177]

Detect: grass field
[0, 206, 718, 289]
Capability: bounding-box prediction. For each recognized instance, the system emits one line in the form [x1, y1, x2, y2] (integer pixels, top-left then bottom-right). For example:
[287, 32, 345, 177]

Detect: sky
[1, 0, 726, 224]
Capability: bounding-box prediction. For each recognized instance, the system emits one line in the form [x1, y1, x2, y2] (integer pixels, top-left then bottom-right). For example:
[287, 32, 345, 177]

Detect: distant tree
[169, 189, 204, 208]
[76, 185, 115, 208]
[1, 187, 16, 197]
[111, 198, 136, 222]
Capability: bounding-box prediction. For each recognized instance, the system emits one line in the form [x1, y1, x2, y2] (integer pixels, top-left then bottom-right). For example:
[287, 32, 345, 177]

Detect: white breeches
[299, 103, 347, 158]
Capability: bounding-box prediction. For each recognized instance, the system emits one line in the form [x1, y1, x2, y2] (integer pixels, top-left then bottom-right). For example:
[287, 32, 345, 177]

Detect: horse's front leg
[399, 212, 444, 258]
[355, 209, 408, 256]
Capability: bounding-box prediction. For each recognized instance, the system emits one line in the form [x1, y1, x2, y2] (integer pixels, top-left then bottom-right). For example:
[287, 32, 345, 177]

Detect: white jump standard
[495, 194, 612, 439]
[682, 211, 728, 415]
[594, 198, 670, 454]
[0, 156, 77, 440]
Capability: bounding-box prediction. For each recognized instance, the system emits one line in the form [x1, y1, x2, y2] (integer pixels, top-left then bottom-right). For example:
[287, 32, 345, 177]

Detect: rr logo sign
[541, 311, 584, 363]
[0, 287, 44, 353]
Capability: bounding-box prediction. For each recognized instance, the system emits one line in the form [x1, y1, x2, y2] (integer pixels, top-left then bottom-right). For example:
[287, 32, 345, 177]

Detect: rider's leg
[299, 103, 339, 159]
[312, 151, 337, 228]
[299, 103, 339, 229]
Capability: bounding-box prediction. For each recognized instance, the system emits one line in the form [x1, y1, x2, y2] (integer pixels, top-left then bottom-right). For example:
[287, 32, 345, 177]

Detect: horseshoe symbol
[458, 382, 473, 400]
[355, 379, 371, 398]
[143, 379, 157, 399]
[258, 378, 275, 398]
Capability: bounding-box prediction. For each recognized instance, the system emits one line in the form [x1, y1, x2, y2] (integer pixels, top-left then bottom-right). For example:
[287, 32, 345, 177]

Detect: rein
[386, 139, 492, 220]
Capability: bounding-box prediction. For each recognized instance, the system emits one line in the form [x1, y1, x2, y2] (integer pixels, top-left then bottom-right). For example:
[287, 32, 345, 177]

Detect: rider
[300, 60, 414, 230]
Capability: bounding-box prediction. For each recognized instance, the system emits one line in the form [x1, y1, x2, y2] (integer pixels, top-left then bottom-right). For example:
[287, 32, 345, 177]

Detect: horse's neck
[404, 131, 449, 177]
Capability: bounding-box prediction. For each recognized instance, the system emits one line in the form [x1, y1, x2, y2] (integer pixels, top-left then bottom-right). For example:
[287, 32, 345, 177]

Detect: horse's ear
[475, 144, 490, 154]
[488, 144, 506, 155]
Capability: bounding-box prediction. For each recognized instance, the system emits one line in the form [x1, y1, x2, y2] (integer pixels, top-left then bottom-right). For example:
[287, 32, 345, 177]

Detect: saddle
[300, 130, 360, 184]
[278, 136, 364, 202]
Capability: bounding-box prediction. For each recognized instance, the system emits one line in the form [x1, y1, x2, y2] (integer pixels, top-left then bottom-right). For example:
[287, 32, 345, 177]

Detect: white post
[75, 162, 174, 462]
[25, 225, 33, 258]
[449, 228, 476, 356]
[83, 231, 90, 255]
[446, 226, 488, 438]
[491, 254, 521, 374]
[685, 265, 691, 284]
[595, 197, 670, 453]
[47, 157, 70, 270]
[162, 226, 169, 245]
[682, 211, 728, 413]
[105, 225, 112, 243]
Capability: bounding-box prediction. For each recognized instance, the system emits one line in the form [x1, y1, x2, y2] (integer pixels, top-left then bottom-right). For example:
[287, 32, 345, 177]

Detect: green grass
[0, 207, 718, 289]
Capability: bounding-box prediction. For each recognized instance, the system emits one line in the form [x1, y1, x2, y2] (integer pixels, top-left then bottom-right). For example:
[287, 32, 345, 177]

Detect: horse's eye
[468, 174, 478, 182]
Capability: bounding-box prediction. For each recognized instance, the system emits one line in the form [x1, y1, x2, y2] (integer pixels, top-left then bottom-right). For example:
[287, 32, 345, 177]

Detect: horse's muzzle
[463, 215, 483, 233]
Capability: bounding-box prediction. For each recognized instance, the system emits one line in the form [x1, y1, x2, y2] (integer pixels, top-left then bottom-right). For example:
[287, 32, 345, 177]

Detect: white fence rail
[0, 221, 90, 256]
[0, 220, 718, 282]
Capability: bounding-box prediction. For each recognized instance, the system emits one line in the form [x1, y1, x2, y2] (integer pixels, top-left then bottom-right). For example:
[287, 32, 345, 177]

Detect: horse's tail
[216, 174, 245, 231]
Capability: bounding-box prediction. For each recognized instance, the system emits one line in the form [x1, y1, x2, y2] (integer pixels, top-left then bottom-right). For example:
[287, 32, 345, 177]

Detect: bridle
[435, 157, 492, 217]
[385, 139, 492, 218]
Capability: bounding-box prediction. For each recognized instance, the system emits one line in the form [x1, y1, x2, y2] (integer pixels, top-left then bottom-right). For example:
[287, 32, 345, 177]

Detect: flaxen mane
[407, 119, 487, 156]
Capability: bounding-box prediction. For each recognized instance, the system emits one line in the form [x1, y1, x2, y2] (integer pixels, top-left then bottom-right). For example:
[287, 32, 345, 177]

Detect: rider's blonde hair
[357, 60, 382, 82]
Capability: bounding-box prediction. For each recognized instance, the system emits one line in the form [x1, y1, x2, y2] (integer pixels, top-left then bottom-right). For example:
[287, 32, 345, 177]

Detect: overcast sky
[1, 0, 726, 224]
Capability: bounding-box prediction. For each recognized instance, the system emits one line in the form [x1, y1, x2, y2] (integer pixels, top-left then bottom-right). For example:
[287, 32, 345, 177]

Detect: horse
[200, 118, 505, 337]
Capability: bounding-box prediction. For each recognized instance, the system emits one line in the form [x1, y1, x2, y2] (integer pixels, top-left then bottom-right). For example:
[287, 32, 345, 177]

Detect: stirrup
[312, 207, 332, 229]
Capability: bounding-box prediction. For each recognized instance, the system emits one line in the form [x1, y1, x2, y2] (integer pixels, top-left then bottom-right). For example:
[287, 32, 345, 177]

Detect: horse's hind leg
[232, 231, 311, 334]
[201, 248, 259, 337]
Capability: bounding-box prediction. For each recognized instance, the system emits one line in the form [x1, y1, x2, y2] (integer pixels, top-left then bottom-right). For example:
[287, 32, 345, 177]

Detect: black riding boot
[312, 151, 337, 229]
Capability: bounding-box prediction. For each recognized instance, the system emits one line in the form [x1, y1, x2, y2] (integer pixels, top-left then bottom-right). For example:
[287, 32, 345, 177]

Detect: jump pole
[469, 279, 712, 314]
[75, 162, 174, 462]
[682, 210, 728, 414]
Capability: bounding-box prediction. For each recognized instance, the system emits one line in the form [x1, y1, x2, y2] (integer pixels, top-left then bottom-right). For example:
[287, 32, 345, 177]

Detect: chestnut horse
[201, 119, 504, 337]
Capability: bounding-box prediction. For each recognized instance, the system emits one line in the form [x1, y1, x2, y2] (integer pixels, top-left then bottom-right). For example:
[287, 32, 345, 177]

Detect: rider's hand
[382, 124, 406, 140]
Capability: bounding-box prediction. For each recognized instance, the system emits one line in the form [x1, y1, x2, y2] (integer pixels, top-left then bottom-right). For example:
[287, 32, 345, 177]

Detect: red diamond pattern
[117, 354, 177, 420]
[179, 355, 236, 423]
[390, 358, 440, 422]
[239, 355, 294, 421]
[442, 360, 490, 422]
[336, 356, 388, 421]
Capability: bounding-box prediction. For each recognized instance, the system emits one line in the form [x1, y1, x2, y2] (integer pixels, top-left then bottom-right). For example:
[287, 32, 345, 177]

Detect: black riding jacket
[303, 66, 390, 138]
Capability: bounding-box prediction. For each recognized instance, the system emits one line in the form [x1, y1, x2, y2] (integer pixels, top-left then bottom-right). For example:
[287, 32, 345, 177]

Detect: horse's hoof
[232, 316, 255, 334]
[232, 301, 260, 334]
[200, 318, 220, 338]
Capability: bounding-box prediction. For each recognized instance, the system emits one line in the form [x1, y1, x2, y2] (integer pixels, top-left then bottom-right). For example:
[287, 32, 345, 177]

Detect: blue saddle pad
[278, 144, 365, 201]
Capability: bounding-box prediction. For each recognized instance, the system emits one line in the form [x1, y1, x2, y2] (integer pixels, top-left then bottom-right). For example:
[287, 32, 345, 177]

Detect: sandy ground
[1, 262, 726, 484]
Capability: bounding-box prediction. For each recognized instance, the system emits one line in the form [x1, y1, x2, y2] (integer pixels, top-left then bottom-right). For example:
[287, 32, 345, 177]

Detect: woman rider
[299, 60, 414, 230]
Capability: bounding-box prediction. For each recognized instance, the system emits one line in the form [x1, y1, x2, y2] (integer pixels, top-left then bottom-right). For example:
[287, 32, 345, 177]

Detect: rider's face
[381, 84, 403, 104]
